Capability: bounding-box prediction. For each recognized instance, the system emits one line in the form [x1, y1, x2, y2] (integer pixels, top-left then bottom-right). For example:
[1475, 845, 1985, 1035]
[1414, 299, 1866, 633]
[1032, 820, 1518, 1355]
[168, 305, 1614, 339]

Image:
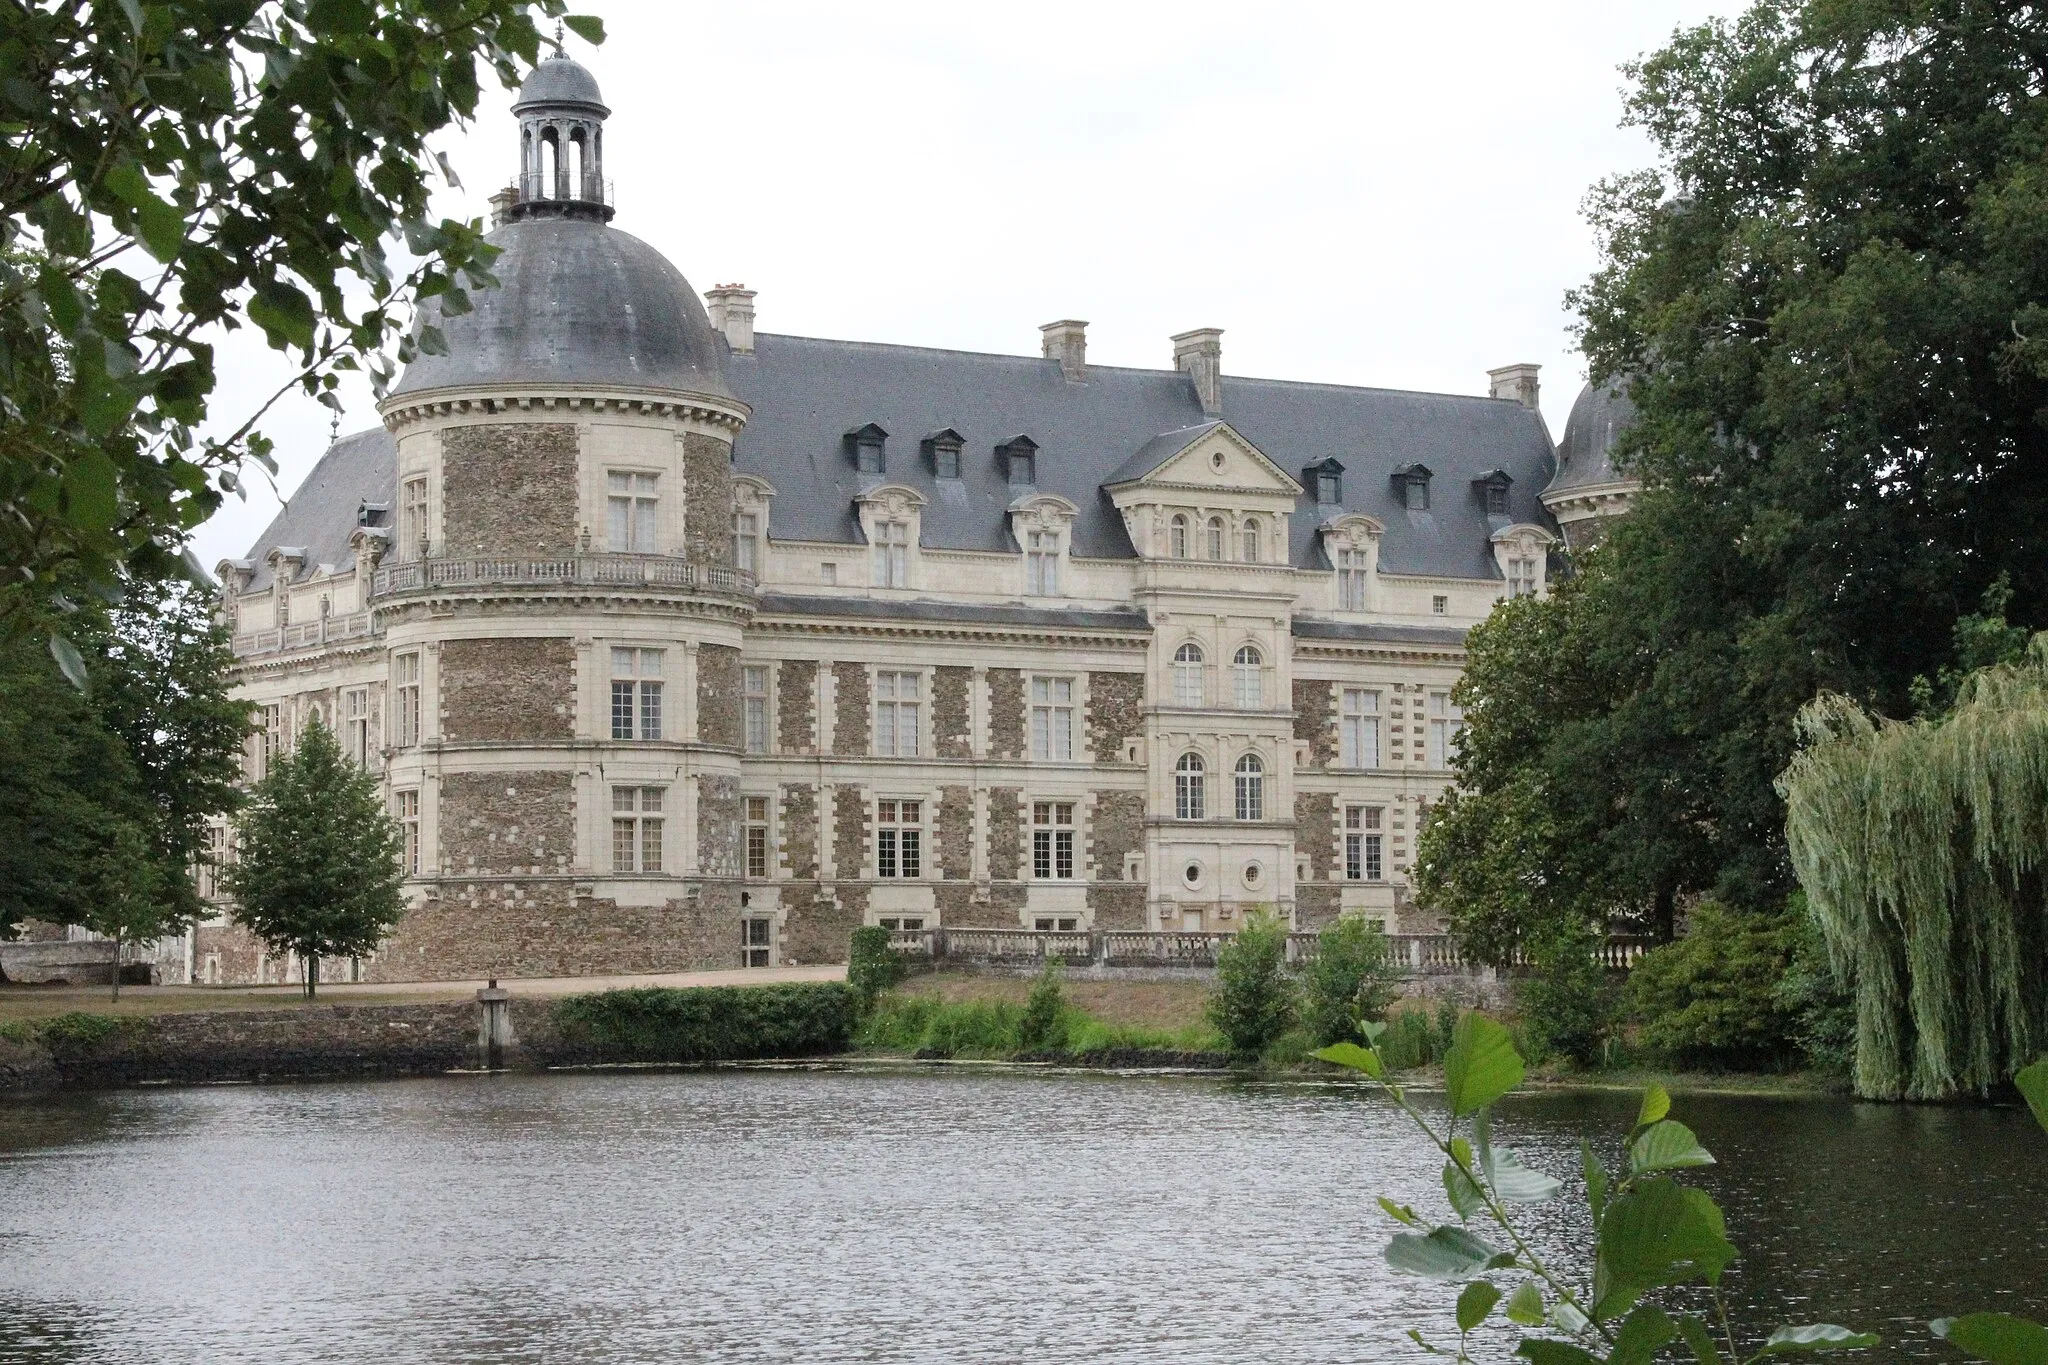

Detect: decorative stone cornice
[378, 387, 750, 434]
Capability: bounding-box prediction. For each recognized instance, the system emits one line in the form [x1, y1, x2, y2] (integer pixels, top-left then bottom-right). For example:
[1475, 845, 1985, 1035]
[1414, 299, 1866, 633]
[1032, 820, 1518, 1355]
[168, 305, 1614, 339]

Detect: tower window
[611, 786, 665, 873]
[1175, 752, 1206, 820]
[610, 647, 664, 741]
[607, 472, 659, 552]
[1233, 753, 1265, 821]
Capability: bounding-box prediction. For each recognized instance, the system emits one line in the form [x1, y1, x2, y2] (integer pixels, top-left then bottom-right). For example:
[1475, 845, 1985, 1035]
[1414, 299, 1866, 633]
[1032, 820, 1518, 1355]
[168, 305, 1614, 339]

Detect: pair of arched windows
[1170, 642, 1265, 709]
[1173, 751, 1264, 821]
[1167, 514, 1263, 563]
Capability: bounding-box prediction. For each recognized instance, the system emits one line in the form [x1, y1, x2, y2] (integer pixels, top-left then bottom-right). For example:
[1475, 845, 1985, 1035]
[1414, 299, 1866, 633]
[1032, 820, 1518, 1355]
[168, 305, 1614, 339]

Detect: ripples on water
[0, 1069, 2042, 1364]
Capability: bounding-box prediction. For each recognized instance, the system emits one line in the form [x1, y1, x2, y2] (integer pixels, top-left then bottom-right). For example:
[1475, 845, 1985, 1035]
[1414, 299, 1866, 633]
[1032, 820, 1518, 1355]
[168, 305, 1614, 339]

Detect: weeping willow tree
[1779, 637, 2048, 1100]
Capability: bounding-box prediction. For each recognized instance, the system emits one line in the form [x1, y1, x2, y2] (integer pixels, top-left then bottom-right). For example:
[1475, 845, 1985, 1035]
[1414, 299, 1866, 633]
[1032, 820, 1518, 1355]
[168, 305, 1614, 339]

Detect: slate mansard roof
[244, 334, 1558, 589]
[726, 335, 1557, 579]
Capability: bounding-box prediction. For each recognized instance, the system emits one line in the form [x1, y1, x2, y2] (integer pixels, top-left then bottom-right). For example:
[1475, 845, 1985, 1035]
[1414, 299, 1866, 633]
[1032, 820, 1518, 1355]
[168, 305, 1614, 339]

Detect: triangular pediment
[1102, 421, 1305, 496]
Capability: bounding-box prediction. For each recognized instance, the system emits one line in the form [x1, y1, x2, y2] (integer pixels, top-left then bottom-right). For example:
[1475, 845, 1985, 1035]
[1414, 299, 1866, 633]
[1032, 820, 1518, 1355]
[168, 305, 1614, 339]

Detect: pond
[0, 1068, 2042, 1364]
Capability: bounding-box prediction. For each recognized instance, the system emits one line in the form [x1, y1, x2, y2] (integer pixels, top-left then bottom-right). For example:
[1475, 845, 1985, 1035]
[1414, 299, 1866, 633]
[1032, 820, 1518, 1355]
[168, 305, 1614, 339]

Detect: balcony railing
[370, 555, 755, 599]
[886, 929, 1656, 973]
[232, 610, 376, 658]
[1167, 664, 1277, 711]
[516, 170, 613, 210]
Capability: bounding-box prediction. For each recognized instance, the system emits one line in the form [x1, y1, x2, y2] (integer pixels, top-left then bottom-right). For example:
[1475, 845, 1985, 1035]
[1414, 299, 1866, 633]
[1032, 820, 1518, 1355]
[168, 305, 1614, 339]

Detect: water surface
[0, 1068, 2041, 1363]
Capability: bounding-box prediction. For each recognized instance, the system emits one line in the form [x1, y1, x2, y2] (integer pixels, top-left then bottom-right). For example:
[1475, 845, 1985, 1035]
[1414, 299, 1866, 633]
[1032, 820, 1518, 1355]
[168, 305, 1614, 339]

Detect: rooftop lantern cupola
[510, 45, 615, 222]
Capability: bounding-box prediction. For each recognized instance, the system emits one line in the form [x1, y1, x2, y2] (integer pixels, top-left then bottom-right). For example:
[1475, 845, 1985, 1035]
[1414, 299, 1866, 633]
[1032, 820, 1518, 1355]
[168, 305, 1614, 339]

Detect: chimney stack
[1172, 327, 1224, 416]
[488, 186, 518, 229]
[1487, 363, 1541, 410]
[706, 284, 757, 355]
[1040, 319, 1088, 383]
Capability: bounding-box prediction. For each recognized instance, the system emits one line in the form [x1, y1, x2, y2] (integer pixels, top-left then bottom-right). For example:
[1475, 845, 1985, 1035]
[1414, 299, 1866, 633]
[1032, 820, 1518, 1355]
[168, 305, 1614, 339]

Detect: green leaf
[1583, 1141, 1610, 1230]
[1361, 1019, 1388, 1045]
[1314, 1042, 1382, 1077]
[1457, 1280, 1502, 1333]
[1678, 1314, 1723, 1365]
[1931, 1314, 2048, 1365]
[561, 14, 606, 43]
[1550, 1300, 1591, 1336]
[1758, 1324, 1881, 1354]
[1377, 1196, 1422, 1226]
[1444, 1161, 1486, 1219]
[249, 283, 317, 351]
[1505, 1279, 1546, 1327]
[66, 449, 120, 529]
[1611, 1305, 1679, 1365]
[48, 634, 89, 691]
[1637, 1083, 1671, 1129]
[2015, 1058, 2048, 1137]
[1592, 1179, 1738, 1321]
[1444, 1012, 1525, 1117]
[1450, 1136, 1475, 1171]
[1629, 1120, 1717, 1175]
[1491, 1149, 1564, 1205]
[1516, 1341, 1603, 1365]
[1385, 1226, 1510, 1281]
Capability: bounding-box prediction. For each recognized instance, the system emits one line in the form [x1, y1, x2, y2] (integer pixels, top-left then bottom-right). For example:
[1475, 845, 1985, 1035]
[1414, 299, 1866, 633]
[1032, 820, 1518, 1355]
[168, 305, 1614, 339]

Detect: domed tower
[368, 51, 755, 981]
[1540, 379, 1641, 553]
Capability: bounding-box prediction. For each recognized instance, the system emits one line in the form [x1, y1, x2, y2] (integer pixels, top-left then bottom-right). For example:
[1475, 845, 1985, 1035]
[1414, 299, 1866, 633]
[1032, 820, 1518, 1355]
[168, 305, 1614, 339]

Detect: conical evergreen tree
[1779, 637, 2048, 1099]
[225, 717, 406, 997]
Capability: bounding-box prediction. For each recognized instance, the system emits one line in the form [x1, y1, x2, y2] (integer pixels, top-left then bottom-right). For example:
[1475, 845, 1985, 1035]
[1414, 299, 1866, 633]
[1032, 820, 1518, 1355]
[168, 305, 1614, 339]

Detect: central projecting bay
[0, 1069, 2042, 1363]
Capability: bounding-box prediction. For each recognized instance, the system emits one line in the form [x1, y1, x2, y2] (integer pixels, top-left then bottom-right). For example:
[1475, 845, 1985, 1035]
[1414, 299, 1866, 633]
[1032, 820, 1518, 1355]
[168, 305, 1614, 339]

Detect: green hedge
[549, 983, 858, 1063]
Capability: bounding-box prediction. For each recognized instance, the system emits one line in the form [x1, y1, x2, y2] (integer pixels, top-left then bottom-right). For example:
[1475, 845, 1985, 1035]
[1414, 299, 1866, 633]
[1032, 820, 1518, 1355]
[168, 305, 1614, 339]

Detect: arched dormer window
[1234, 753, 1265, 821]
[1206, 516, 1225, 561]
[1232, 645, 1264, 709]
[1242, 518, 1261, 563]
[1169, 515, 1190, 559]
[1175, 752, 1206, 820]
[1172, 642, 1205, 707]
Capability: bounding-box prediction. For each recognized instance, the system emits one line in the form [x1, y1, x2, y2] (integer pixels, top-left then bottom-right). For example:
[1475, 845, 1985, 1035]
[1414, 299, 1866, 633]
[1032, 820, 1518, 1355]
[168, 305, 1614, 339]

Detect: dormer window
[1473, 469, 1513, 517]
[1306, 458, 1344, 506]
[998, 434, 1038, 486]
[1393, 463, 1433, 511]
[846, 423, 889, 475]
[923, 428, 965, 479]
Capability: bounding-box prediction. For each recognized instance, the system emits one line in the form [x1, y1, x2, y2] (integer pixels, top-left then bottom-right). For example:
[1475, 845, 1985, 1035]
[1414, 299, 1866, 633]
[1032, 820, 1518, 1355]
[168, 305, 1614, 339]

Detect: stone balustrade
[369, 554, 756, 600]
[886, 928, 1656, 975]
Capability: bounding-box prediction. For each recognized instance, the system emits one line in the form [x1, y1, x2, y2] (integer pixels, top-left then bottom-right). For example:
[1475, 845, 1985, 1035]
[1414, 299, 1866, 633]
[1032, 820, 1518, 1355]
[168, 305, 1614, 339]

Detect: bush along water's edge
[544, 982, 860, 1066]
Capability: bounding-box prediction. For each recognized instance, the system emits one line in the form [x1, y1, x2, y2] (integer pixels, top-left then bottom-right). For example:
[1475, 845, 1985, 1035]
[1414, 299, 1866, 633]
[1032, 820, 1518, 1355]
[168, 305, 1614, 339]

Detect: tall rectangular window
[343, 688, 371, 766]
[393, 654, 420, 747]
[745, 795, 770, 879]
[611, 786, 665, 872]
[873, 521, 908, 588]
[401, 477, 428, 558]
[607, 472, 659, 553]
[1032, 801, 1076, 879]
[1339, 549, 1369, 611]
[1030, 677, 1074, 761]
[1340, 688, 1381, 769]
[395, 790, 420, 876]
[734, 511, 760, 575]
[261, 703, 284, 775]
[1345, 805, 1383, 881]
[1427, 692, 1464, 769]
[1027, 531, 1059, 596]
[743, 665, 770, 754]
[742, 916, 775, 968]
[876, 799, 922, 878]
[874, 670, 921, 757]
[610, 648, 664, 741]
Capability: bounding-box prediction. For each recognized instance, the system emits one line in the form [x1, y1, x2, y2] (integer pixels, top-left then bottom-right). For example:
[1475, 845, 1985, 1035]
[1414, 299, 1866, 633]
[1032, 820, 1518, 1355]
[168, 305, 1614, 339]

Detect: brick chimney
[1039, 319, 1088, 383]
[706, 284, 757, 355]
[1172, 327, 1224, 416]
[488, 186, 518, 229]
[1487, 363, 1541, 409]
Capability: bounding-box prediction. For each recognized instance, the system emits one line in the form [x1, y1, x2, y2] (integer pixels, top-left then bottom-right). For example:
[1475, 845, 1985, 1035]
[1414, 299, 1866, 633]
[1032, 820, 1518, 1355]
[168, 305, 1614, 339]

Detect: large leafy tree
[1424, 0, 2048, 949]
[225, 716, 404, 996]
[0, 0, 601, 641]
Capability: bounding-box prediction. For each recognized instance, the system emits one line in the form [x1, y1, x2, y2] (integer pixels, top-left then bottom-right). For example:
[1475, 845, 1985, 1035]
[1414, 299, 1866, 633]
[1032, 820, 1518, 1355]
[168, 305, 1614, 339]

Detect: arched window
[1172, 642, 1205, 707]
[1206, 516, 1226, 561]
[538, 129, 559, 199]
[1234, 753, 1264, 821]
[1175, 752, 1206, 820]
[1242, 518, 1260, 563]
[1169, 515, 1189, 559]
[1232, 645, 1263, 709]
[567, 130, 586, 199]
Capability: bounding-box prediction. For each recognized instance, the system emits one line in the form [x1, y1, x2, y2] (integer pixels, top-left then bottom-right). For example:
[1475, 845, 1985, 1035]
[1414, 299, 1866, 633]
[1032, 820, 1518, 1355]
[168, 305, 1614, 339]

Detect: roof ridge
[747, 331, 1525, 407]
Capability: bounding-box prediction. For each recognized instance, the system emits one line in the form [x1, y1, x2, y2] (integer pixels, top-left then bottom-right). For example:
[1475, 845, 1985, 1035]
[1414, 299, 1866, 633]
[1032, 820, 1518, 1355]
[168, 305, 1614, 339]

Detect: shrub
[1206, 910, 1297, 1059]
[1625, 902, 1802, 1070]
[1301, 916, 1403, 1046]
[847, 926, 904, 1007]
[1017, 960, 1069, 1053]
[550, 984, 858, 1062]
[855, 993, 1022, 1057]
[36, 1012, 128, 1050]
[1776, 898, 1856, 1075]
[1516, 931, 1615, 1067]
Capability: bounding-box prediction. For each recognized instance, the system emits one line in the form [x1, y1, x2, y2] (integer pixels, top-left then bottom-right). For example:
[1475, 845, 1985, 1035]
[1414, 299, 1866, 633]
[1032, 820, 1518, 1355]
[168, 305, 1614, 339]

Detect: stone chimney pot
[1172, 327, 1224, 416]
[1039, 319, 1088, 383]
[706, 284, 757, 355]
[1488, 363, 1541, 410]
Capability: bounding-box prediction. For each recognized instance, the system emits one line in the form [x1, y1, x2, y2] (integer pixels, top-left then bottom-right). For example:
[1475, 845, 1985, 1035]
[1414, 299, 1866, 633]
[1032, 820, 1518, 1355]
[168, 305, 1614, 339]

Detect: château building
[193, 52, 1622, 986]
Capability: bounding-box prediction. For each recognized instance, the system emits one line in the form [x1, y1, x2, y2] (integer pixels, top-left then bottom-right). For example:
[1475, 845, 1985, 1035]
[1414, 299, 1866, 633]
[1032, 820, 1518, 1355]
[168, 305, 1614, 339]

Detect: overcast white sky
[191, 0, 1729, 570]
